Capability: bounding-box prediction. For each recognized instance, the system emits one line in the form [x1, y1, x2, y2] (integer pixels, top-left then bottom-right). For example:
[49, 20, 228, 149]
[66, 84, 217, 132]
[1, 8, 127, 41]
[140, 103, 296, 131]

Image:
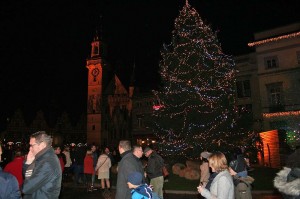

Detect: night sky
[0, 0, 299, 128]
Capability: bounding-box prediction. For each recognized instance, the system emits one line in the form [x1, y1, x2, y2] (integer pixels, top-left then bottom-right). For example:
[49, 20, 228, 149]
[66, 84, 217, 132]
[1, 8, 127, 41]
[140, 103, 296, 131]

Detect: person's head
[127, 172, 143, 189]
[63, 146, 70, 152]
[132, 145, 143, 158]
[91, 144, 97, 152]
[14, 150, 23, 158]
[104, 147, 110, 154]
[143, 146, 153, 158]
[86, 150, 93, 156]
[200, 151, 211, 161]
[53, 146, 61, 154]
[118, 140, 131, 154]
[208, 151, 228, 173]
[29, 131, 52, 156]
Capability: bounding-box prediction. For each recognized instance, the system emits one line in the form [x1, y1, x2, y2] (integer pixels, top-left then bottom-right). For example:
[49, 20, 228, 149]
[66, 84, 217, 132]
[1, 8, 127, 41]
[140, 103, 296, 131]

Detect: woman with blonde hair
[197, 152, 234, 199]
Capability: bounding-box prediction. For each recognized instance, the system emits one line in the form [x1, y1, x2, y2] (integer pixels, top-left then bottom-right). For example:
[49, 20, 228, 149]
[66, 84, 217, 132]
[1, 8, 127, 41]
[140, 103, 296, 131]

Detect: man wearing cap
[144, 146, 165, 199]
[199, 151, 211, 188]
[116, 141, 145, 199]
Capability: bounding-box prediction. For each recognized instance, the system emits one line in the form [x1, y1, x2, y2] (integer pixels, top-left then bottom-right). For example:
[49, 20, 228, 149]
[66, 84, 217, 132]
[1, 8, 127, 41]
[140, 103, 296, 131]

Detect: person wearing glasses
[22, 131, 62, 199]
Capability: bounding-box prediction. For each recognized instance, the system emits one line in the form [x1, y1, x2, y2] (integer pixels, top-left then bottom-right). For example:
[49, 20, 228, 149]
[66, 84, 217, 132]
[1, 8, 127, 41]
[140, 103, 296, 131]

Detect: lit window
[266, 82, 284, 112]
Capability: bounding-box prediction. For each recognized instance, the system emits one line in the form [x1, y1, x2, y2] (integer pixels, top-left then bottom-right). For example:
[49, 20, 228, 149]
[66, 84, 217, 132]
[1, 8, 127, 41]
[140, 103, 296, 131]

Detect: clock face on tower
[92, 68, 99, 77]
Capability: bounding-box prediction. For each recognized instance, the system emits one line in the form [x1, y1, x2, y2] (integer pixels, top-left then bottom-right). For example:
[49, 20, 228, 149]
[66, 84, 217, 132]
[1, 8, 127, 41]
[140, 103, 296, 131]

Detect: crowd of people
[0, 131, 166, 199]
[1, 130, 300, 199]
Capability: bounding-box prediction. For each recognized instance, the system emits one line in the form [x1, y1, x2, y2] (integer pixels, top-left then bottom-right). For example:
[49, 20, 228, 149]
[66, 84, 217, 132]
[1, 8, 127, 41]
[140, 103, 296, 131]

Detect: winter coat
[57, 156, 65, 173]
[4, 156, 24, 188]
[145, 152, 164, 179]
[95, 154, 111, 174]
[62, 151, 72, 167]
[274, 167, 300, 199]
[200, 161, 210, 186]
[84, 155, 95, 174]
[0, 168, 21, 199]
[115, 151, 145, 199]
[201, 170, 234, 199]
[229, 154, 248, 177]
[22, 147, 62, 199]
[131, 183, 153, 199]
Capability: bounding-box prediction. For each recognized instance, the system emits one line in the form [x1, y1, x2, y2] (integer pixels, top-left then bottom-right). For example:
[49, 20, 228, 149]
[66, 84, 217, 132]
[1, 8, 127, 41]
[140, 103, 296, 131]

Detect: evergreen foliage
[151, 2, 240, 158]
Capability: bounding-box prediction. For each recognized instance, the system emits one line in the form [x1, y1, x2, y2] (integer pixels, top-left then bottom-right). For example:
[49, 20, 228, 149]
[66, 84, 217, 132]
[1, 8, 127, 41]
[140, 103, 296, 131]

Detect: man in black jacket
[115, 140, 144, 199]
[22, 131, 62, 199]
[144, 146, 164, 199]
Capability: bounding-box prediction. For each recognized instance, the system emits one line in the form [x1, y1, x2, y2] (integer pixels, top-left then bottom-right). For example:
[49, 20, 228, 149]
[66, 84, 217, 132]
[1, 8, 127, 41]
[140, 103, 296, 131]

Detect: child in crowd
[127, 172, 160, 199]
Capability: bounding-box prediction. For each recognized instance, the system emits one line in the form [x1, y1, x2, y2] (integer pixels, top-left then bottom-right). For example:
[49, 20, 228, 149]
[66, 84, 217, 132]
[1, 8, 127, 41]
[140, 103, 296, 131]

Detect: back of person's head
[128, 172, 143, 186]
[30, 131, 52, 147]
[63, 146, 70, 152]
[209, 151, 228, 173]
[86, 150, 93, 156]
[14, 150, 23, 157]
[119, 140, 131, 151]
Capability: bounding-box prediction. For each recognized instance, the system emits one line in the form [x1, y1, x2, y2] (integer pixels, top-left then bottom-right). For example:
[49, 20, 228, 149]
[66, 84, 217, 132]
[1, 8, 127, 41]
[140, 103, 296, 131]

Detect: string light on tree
[149, 1, 250, 158]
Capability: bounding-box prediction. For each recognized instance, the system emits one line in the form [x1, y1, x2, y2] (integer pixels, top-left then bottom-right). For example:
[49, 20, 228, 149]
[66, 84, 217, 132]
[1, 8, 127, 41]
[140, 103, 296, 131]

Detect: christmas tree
[151, 1, 239, 158]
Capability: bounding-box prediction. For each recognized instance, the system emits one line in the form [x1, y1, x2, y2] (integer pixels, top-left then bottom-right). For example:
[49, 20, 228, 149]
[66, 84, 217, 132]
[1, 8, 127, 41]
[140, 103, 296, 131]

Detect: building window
[297, 51, 300, 64]
[236, 80, 251, 98]
[264, 56, 279, 69]
[136, 114, 143, 128]
[266, 82, 284, 112]
[92, 125, 95, 130]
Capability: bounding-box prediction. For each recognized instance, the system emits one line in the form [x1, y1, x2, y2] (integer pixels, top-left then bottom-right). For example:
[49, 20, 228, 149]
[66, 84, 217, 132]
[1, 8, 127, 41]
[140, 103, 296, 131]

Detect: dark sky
[0, 0, 299, 128]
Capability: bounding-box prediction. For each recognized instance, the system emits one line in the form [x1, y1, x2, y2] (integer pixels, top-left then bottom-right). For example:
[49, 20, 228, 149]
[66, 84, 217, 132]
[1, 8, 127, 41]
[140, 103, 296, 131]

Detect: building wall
[131, 92, 157, 146]
[236, 23, 300, 132]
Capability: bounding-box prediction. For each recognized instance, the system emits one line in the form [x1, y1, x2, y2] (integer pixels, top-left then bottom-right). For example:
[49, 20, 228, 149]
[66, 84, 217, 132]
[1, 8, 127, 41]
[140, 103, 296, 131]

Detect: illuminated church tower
[86, 34, 103, 144]
[86, 32, 134, 146]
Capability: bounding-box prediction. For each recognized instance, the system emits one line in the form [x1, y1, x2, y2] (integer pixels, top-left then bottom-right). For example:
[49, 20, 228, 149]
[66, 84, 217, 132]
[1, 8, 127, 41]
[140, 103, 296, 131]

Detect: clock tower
[86, 34, 103, 145]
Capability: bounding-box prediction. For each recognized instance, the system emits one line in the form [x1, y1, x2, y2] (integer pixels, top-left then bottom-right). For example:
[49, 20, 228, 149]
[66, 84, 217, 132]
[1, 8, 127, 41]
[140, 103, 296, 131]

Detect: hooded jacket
[274, 167, 300, 199]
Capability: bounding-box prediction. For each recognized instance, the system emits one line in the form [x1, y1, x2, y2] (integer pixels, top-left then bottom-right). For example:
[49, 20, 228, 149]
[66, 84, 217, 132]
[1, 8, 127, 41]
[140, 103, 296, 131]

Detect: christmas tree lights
[150, 2, 246, 158]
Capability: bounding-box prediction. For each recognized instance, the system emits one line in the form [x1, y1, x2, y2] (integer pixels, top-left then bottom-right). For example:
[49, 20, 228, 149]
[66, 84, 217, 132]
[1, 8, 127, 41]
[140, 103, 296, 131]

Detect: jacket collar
[120, 150, 131, 158]
[35, 146, 52, 160]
